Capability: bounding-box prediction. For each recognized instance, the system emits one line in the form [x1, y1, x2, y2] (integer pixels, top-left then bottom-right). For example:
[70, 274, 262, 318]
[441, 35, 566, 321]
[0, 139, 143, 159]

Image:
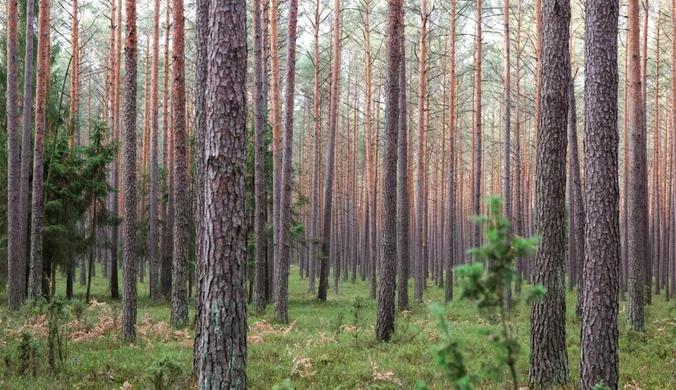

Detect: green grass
[1, 265, 676, 389]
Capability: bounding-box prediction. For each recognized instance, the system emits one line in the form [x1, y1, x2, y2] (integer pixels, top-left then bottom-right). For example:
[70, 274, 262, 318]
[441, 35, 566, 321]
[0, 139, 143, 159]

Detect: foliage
[421, 197, 544, 390]
[146, 355, 185, 390]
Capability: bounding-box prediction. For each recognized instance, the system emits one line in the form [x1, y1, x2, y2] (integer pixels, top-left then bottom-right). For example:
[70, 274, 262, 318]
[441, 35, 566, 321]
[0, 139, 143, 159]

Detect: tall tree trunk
[121, 0, 139, 342]
[375, 0, 401, 343]
[110, 0, 120, 300]
[528, 0, 570, 386]
[514, 0, 524, 293]
[307, 0, 322, 295]
[472, 0, 483, 251]
[627, 0, 648, 332]
[569, 73, 586, 319]
[196, 1, 248, 386]
[503, 0, 512, 302]
[148, 0, 161, 302]
[317, 0, 342, 301]
[28, 0, 51, 301]
[19, 0, 36, 298]
[160, 0, 173, 298]
[269, 0, 282, 283]
[443, 0, 456, 304]
[252, 0, 268, 311]
[413, 0, 427, 304]
[274, 0, 298, 323]
[580, 2, 620, 388]
[7, 0, 25, 308]
[170, 0, 189, 328]
[397, 3, 410, 311]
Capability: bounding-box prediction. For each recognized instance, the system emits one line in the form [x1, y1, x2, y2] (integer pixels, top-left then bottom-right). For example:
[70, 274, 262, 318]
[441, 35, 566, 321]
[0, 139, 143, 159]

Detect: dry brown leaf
[369, 356, 403, 386]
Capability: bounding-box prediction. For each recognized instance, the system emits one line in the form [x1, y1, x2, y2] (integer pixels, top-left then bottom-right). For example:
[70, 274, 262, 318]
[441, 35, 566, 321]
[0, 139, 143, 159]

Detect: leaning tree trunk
[28, 0, 52, 301]
[375, 0, 401, 342]
[528, 0, 571, 386]
[121, 0, 139, 342]
[196, 0, 248, 386]
[580, 2, 620, 389]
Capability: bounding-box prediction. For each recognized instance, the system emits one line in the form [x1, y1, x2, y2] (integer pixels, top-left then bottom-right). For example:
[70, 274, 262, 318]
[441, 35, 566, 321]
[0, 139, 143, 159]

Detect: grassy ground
[1, 265, 675, 389]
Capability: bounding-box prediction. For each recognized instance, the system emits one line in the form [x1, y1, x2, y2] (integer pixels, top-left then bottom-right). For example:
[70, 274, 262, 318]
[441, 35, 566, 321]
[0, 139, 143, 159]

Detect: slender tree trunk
[514, 0, 524, 293]
[413, 0, 428, 304]
[109, 0, 120, 300]
[121, 0, 139, 342]
[444, 0, 456, 304]
[317, 0, 342, 301]
[28, 0, 51, 302]
[528, 0, 570, 386]
[160, 0, 173, 298]
[252, 0, 268, 311]
[580, 2, 620, 388]
[274, 0, 298, 323]
[197, 2, 248, 386]
[148, 0, 161, 302]
[397, 3, 410, 311]
[503, 0, 512, 303]
[7, 0, 25, 309]
[569, 73, 586, 319]
[170, 0, 189, 328]
[472, 0, 483, 251]
[19, 0, 36, 298]
[375, 0, 401, 342]
[627, 0, 648, 332]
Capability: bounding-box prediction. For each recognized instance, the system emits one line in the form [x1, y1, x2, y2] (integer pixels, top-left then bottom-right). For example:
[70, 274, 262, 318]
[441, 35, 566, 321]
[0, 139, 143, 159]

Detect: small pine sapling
[421, 197, 545, 390]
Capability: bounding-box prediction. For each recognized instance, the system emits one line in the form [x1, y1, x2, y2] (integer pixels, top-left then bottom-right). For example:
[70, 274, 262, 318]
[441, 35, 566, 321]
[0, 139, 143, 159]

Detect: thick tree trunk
[28, 0, 51, 302]
[580, 2, 620, 388]
[627, 0, 648, 332]
[528, 0, 570, 386]
[375, 0, 401, 342]
[121, 0, 139, 342]
[196, 1, 248, 386]
[160, 1, 173, 298]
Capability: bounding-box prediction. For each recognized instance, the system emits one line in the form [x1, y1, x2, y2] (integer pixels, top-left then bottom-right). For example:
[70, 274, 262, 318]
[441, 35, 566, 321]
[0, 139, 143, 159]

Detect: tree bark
[148, 0, 161, 302]
[472, 0, 483, 251]
[528, 0, 570, 386]
[170, 0, 189, 328]
[580, 2, 620, 388]
[7, 0, 25, 308]
[397, 3, 410, 311]
[19, 0, 36, 300]
[317, 0, 342, 301]
[627, 0, 648, 332]
[413, 0, 427, 304]
[121, 0, 139, 342]
[252, 0, 268, 311]
[28, 0, 51, 302]
[375, 0, 401, 342]
[274, 0, 298, 324]
[196, 1, 248, 386]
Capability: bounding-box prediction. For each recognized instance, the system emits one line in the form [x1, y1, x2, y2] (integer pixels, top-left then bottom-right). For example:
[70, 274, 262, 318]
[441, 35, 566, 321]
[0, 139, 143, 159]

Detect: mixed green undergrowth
[0, 264, 675, 389]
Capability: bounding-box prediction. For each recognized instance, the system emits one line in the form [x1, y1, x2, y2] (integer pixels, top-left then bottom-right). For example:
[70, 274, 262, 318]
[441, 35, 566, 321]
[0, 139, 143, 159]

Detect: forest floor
[1, 266, 676, 389]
